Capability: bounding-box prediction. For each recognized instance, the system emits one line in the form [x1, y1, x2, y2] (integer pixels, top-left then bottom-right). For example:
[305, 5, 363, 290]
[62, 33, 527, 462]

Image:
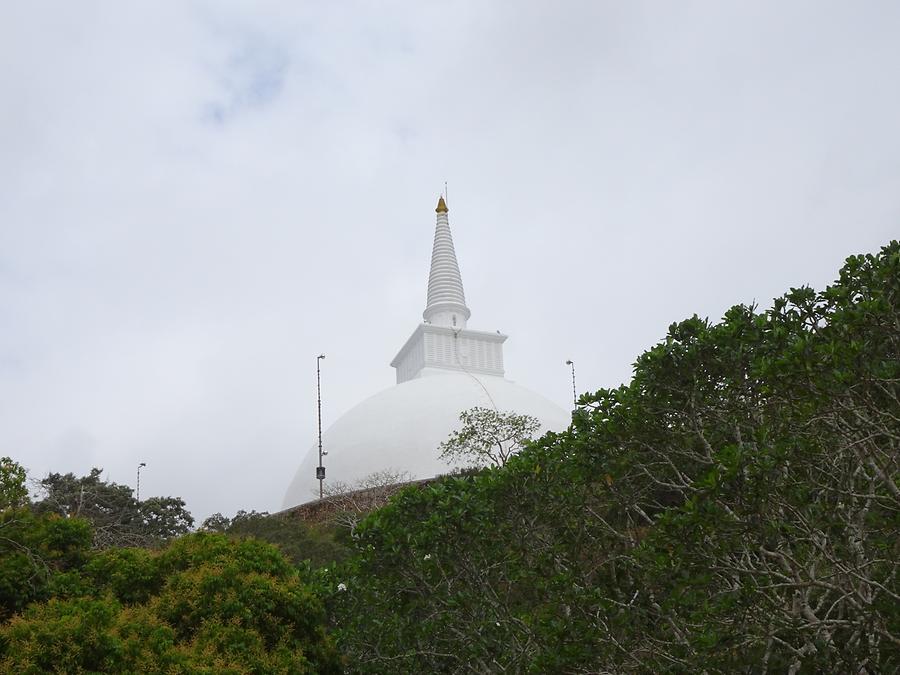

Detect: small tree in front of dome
[438, 407, 540, 470]
[323, 469, 413, 535]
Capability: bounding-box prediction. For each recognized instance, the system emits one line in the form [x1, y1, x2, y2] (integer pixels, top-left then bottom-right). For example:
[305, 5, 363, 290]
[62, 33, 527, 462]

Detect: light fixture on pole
[316, 354, 326, 499]
[136, 462, 147, 502]
[565, 360, 577, 408]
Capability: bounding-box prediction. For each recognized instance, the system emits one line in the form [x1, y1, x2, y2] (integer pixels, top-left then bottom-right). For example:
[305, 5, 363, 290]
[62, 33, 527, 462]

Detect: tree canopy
[200, 509, 351, 569]
[0, 461, 341, 672]
[0, 534, 341, 673]
[34, 468, 193, 549]
[330, 241, 900, 673]
[438, 407, 541, 469]
[0, 457, 93, 621]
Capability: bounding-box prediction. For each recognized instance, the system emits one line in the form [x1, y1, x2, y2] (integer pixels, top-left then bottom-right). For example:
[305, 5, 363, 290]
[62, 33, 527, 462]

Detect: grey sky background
[1, 2, 897, 522]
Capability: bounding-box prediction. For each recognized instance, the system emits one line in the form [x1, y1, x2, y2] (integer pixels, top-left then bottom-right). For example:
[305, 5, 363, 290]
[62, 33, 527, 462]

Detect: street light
[136, 462, 147, 502]
[316, 354, 326, 499]
[565, 360, 577, 408]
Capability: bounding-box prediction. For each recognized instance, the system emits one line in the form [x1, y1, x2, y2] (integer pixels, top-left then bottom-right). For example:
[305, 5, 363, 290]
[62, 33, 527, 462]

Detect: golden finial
[436, 196, 448, 213]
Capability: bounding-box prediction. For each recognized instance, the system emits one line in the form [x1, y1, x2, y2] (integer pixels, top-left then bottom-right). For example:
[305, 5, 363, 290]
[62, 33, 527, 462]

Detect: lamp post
[136, 462, 146, 502]
[316, 354, 326, 499]
[565, 360, 577, 408]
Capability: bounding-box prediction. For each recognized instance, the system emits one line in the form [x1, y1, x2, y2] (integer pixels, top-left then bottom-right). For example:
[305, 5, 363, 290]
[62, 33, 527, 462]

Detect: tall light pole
[565, 360, 577, 408]
[136, 462, 146, 502]
[316, 354, 326, 499]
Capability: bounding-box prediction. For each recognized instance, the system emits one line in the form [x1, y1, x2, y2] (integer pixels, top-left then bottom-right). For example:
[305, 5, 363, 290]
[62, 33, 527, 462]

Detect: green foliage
[0, 533, 342, 673]
[438, 407, 541, 469]
[0, 504, 93, 620]
[0, 457, 28, 510]
[201, 510, 352, 569]
[0, 597, 182, 673]
[81, 548, 163, 604]
[0, 462, 341, 671]
[332, 241, 900, 673]
[137, 496, 194, 541]
[199, 511, 231, 532]
[34, 468, 193, 549]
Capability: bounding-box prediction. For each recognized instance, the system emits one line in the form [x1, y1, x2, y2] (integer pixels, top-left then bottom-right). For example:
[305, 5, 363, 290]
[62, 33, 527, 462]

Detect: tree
[0, 457, 93, 620]
[200, 510, 352, 569]
[34, 468, 192, 549]
[136, 496, 193, 541]
[1, 461, 341, 670]
[0, 533, 342, 673]
[323, 469, 414, 535]
[0, 457, 27, 511]
[331, 241, 900, 673]
[438, 407, 541, 469]
[198, 511, 231, 533]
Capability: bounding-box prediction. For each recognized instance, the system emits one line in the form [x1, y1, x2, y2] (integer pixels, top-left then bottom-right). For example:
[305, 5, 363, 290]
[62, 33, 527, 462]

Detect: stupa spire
[423, 195, 471, 328]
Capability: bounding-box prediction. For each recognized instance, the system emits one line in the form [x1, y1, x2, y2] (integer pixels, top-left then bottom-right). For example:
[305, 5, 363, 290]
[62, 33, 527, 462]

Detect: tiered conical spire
[423, 196, 471, 328]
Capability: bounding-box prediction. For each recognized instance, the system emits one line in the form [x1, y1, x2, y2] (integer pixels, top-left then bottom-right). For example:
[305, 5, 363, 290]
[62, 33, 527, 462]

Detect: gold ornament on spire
[435, 196, 448, 213]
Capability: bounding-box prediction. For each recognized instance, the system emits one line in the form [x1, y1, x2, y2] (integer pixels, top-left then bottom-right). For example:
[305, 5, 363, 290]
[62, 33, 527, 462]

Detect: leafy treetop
[438, 407, 541, 469]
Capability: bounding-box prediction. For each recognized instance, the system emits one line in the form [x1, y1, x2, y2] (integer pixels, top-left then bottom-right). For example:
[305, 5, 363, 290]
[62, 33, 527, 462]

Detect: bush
[0, 534, 341, 673]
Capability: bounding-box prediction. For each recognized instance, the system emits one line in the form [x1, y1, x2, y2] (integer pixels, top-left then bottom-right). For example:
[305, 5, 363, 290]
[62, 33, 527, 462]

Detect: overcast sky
[1, 2, 897, 522]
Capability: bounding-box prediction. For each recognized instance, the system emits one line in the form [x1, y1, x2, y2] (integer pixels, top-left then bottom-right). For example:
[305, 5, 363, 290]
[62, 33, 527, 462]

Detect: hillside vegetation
[1, 241, 897, 673]
[0, 468, 340, 672]
[330, 241, 899, 673]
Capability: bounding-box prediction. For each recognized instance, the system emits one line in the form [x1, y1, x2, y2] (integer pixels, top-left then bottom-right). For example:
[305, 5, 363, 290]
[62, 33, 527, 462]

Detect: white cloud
[1, 1, 898, 521]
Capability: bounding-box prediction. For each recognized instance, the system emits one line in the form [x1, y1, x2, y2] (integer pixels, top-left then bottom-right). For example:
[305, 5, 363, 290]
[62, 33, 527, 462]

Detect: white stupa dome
[282, 371, 568, 506]
[282, 197, 571, 508]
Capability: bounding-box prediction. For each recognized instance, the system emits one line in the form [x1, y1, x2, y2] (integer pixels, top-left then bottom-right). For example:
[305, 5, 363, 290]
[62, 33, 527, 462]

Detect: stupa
[282, 197, 569, 508]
